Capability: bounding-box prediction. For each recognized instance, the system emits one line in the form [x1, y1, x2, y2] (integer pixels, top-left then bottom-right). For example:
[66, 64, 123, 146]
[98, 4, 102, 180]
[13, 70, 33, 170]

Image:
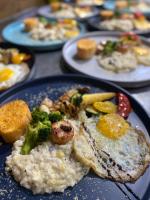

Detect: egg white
[74, 111, 150, 182]
[0, 63, 29, 90]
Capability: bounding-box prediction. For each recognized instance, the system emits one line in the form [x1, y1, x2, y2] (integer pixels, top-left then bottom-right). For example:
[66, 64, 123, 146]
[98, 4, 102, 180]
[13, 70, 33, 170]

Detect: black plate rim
[87, 16, 150, 35]
[0, 41, 35, 87]
[62, 31, 150, 88]
[0, 74, 149, 125]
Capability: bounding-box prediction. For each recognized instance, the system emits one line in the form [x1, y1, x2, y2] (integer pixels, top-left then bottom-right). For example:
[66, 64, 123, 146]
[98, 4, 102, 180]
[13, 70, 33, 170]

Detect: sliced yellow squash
[93, 101, 117, 114]
[82, 92, 115, 105]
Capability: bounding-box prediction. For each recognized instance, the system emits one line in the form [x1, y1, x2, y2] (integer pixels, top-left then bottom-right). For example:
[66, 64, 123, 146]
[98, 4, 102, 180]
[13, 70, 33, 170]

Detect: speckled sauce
[0, 79, 148, 199]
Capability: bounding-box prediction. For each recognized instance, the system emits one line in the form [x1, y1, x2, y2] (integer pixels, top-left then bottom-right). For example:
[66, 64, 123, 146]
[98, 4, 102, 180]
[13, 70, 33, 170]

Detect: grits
[5, 120, 89, 194]
[97, 51, 137, 73]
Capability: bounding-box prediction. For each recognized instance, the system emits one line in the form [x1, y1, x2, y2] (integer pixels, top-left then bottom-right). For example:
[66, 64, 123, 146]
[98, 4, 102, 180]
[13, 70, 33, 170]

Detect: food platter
[0, 42, 35, 92]
[63, 32, 150, 88]
[103, 1, 150, 16]
[76, 0, 104, 7]
[2, 20, 85, 51]
[37, 5, 99, 21]
[87, 16, 150, 35]
[0, 74, 149, 200]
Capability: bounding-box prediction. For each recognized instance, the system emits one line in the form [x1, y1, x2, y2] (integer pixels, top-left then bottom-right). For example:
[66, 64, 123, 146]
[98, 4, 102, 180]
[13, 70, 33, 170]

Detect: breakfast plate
[2, 19, 85, 51]
[63, 32, 150, 88]
[37, 4, 99, 21]
[76, 0, 104, 7]
[87, 15, 150, 35]
[103, 0, 150, 16]
[0, 75, 149, 200]
[0, 42, 35, 92]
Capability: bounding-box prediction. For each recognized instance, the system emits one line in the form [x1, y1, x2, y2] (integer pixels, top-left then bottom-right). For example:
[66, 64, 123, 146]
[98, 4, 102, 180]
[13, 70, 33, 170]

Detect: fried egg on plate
[73, 111, 150, 182]
[0, 63, 29, 91]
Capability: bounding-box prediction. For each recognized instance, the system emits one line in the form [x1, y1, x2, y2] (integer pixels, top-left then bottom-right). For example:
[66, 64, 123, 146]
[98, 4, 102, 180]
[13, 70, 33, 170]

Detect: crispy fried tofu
[0, 100, 31, 143]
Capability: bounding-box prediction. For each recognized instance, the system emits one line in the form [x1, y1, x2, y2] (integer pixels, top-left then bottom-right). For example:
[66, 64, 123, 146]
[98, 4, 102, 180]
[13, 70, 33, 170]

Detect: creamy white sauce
[5, 120, 89, 194]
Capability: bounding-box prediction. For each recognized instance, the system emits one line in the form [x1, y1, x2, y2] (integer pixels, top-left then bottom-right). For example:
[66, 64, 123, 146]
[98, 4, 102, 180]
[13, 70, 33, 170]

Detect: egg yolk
[0, 68, 14, 82]
[97, 113, 129, 139]
[133, 46, 149, 56]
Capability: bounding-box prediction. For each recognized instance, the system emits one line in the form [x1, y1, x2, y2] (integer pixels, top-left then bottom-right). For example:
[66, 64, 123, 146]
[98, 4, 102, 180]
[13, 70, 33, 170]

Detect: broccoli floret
[70, 93, 82, 107]
[21, 125, 37, 155]
[37, 120, 51, 142]
[32, 108, 49, 123]
[39, 17, 48, 25]
[49, 111, 62, 123]
[21, 115, 52, 155]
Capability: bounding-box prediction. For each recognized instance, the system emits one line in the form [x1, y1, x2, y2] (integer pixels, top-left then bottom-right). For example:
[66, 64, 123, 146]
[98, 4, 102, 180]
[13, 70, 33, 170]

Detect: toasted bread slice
[0, 100, 31, 143]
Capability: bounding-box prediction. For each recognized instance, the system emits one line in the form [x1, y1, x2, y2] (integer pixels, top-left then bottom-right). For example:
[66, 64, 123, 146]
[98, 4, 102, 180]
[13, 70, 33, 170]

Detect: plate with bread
[38, 2, 99, 21]
[2, 17, 85, 51]
[0, 74, 149, 199]
[76, 0, 104, 7]
[63, 31, 150, 88]
[88, 10, 150, 35]
[104, 0, 150, 16]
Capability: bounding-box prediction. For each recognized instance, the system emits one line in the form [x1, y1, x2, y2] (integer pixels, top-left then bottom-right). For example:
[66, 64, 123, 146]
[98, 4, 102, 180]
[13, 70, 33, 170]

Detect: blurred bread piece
[77, 39, 97, 60]
[116, 1, 128, 9]
[0, 100, 31, 143]
[24, 17, 39, 32]
[50, 2, 61, 12]
[100, 10, 114, 19]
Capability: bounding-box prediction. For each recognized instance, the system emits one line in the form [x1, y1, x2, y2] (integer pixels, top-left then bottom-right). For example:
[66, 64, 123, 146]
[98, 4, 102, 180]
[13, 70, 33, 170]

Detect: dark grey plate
[87, 16, 150, 35]
[37, 5, 99, 21]
[63, 31, 150, 88]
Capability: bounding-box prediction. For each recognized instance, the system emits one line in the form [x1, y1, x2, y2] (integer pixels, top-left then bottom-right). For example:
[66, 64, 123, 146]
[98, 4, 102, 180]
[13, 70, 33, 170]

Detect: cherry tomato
[116, 44, 128, 53]
[121, 32, 140, 42]
[117, 93, 132, 119]
[134, 12, 144, 19]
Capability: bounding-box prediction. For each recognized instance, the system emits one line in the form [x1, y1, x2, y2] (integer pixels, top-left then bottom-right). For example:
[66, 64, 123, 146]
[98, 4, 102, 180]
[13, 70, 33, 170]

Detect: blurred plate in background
[2, 20, 85, 51]
[37, 5, 99, 21]
[63, 32, 150, 88]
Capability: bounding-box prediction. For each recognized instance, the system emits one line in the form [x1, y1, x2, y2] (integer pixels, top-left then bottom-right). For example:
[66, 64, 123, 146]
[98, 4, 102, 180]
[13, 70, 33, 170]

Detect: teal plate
[103, 1, 150, 16]
[2, 20, 85, 51]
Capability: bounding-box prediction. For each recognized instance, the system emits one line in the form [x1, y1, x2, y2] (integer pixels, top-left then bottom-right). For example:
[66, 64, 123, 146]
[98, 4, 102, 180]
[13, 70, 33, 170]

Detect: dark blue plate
[0, 75, 149, 200]
[2, 20, 85, 51]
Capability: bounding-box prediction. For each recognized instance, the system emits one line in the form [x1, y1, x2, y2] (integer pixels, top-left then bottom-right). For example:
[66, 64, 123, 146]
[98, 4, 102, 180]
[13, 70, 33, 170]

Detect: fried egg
[0, 63, 29, 91]
[73, 111, 150, 182]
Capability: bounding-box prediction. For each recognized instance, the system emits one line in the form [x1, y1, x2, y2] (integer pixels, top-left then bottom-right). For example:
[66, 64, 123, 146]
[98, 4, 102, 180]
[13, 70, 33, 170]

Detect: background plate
[0, 75, 149, 200]
[76, 0, 104, 7]
[2, 20, 85, 51]
[87, 16, 150, 35]
[37, 5, 99, 21]
[63, 32, 150, 88]
[103, 1, 150, 16]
